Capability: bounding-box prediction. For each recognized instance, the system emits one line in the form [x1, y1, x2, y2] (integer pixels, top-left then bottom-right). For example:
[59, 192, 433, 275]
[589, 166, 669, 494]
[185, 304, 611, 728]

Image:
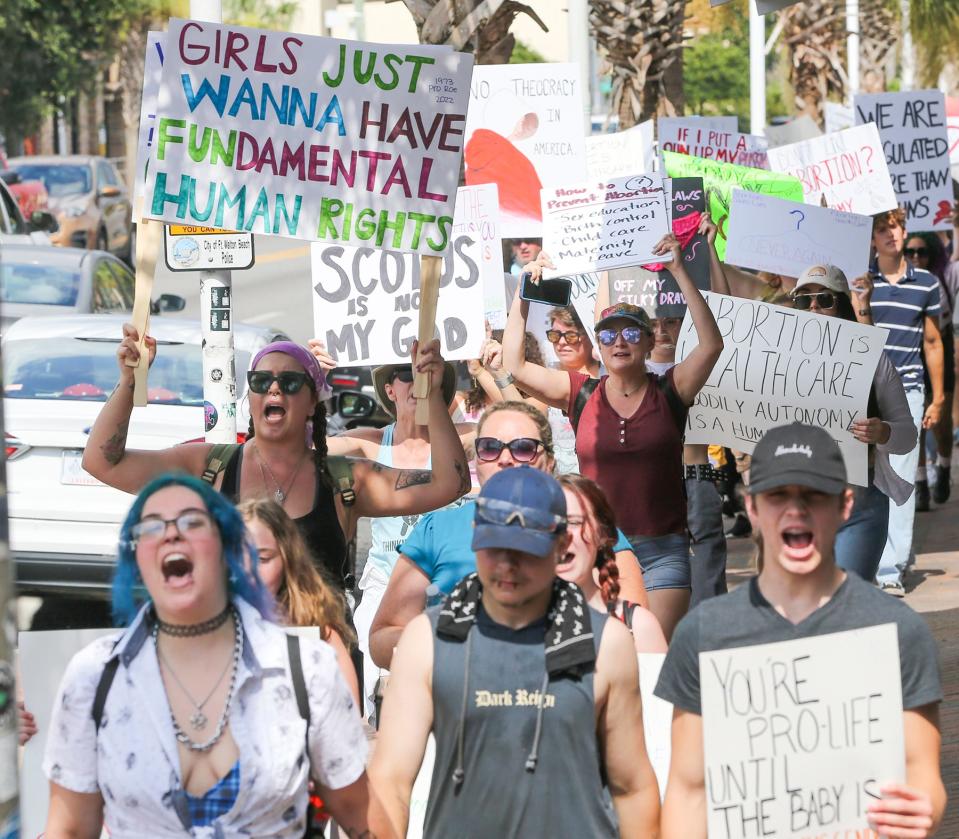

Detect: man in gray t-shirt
[656, 422, 945, 839]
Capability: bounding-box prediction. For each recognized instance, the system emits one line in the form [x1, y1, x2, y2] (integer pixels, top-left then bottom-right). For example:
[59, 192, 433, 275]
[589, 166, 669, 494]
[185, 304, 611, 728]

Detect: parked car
[328, 364, 392, 427]
[0, 176, 58, 245]
[0, 166, 50, 219]
[8, 155, 132, 261]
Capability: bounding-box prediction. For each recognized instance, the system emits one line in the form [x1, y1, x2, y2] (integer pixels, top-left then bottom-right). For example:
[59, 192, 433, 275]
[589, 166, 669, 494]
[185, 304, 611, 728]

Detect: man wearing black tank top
[369, 467, 660, 838]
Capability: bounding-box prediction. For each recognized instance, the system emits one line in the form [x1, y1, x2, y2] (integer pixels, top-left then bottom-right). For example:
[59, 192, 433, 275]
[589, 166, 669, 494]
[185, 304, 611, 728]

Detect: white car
[3, 314, 288, 598]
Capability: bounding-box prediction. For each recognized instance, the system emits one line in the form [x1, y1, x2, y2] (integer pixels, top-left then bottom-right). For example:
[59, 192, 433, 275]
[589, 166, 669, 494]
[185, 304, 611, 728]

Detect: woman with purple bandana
[83, 324, 471, 590]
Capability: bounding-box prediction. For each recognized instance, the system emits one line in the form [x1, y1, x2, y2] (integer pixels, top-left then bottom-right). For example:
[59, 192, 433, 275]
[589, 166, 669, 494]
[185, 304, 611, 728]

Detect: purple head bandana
[250, 341, 333, 401]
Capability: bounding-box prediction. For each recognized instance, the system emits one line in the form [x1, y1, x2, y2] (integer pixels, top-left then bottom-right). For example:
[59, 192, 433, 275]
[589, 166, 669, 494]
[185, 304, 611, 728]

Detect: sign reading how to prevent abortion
[145, 18, 474, 254]
[701, 624, 904, 839]
[676, 292, 885, 486]
[541, 174, 671, 275]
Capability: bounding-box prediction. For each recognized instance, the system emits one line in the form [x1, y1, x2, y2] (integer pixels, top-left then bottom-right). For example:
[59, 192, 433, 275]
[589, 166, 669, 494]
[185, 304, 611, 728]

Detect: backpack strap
[92, 653, 121, 732]
[326, 456, 356, 507]
[286, 633, 310, 728]
[569, 377, 601, 433]
[656, 373, 687, 432]
[621, 601, 639, 631]
[200, 443, 239, 485]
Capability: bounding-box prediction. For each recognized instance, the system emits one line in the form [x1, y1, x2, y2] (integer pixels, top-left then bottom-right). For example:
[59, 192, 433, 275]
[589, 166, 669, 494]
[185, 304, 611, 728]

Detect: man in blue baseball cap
[370, 466, 660, 838]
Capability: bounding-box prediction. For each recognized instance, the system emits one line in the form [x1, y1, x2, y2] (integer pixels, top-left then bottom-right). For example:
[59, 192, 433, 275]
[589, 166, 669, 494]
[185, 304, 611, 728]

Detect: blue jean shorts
[626, 532, 691, 591]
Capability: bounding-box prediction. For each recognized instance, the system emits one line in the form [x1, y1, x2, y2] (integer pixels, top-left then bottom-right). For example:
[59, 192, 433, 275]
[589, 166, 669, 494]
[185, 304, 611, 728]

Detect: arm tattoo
[394, 469, 432, 490]
[370, 460, 386, 473]
[453, 459, 470, 495]
[100, 420, 129, 466]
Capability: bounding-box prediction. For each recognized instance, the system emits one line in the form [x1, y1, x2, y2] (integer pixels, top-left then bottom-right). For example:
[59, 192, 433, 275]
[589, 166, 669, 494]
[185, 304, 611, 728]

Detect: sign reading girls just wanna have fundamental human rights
[144, 19, 474, 255]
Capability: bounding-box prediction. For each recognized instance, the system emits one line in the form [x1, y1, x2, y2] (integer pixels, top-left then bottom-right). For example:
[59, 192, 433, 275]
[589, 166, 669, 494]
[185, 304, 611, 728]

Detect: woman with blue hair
[43, 473, 386, 838]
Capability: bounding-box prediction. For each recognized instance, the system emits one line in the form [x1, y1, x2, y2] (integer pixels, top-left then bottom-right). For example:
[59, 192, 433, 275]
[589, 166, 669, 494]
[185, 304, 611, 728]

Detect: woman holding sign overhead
[503, 234, 723, 640]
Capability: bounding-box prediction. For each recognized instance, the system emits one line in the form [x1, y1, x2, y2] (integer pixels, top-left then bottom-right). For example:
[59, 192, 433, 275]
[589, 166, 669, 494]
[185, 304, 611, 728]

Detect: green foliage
[910, 0, 959, 85]
[509, 39, 546, 64]
[683, 32, 749, 117]
[224, 0, 296, 29]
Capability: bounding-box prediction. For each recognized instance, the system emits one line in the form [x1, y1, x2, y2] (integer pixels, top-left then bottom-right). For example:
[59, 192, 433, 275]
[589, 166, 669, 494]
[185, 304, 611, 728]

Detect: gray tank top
[424, 605, 618, 838]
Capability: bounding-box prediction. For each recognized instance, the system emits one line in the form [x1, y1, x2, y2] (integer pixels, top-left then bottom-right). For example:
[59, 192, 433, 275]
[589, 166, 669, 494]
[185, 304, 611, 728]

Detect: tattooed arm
[317, 772, 397, 839]
[81, 323, 210, 494]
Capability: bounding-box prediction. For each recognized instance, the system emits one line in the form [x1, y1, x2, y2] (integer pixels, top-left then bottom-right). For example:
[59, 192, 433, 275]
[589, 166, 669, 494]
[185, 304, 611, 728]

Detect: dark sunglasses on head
[475, 495, 566, 534]
[475, 436, 545, 463]
[596, 326, 647, 346]
[391, 368, 415, 384]
[545, 329, 583, 345]
[904, 247, 929, 258]
[792, 291, 836, 311]
[247, 370, 313, 395]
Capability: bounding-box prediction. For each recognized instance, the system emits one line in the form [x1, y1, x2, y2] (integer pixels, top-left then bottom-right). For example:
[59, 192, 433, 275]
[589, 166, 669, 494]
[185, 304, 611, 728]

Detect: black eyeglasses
[546, 329, 583, 345]
[475, 437, 545, 463]
[247, 370, 313, 395]
[391, 368, 415, 384]
[904, 247, 929, 258]
[131, 509, 213, 544]
[596, 326, 647, 346]
[792, 291, 836, 311]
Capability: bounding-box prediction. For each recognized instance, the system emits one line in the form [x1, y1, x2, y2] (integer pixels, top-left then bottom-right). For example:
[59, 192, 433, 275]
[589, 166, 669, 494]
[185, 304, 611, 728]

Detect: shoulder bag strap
[570, 377, 601, 433]
[200, 443, 239, 485]
[326, 455, 356, 507]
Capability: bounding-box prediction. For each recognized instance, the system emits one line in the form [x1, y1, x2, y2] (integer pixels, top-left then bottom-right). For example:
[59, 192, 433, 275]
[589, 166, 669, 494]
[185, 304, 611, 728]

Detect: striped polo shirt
[870, 259, 941, 392]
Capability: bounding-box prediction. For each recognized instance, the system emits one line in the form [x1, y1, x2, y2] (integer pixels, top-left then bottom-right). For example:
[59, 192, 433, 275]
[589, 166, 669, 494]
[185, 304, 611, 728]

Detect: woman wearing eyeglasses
[83, 329, 470, 591]
[788, 265, 917, 581]
[43, 474, 384, 838]
[502, 233, 723, 640]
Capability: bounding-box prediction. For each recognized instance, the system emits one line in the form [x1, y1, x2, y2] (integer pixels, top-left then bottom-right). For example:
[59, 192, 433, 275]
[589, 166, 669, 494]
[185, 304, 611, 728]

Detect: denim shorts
[626, 532, 691, 591]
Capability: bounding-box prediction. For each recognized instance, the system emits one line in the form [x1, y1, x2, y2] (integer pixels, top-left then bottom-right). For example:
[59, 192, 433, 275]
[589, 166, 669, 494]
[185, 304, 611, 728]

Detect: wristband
[494, 373, 515, 389]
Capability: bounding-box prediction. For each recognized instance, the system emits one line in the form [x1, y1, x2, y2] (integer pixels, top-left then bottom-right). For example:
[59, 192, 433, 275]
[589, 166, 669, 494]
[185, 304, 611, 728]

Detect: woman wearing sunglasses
[84, 328, 470, 591]
[43, 474, 383, 838]
[503, 233, 723, 640]
[788, 265, 917, 581]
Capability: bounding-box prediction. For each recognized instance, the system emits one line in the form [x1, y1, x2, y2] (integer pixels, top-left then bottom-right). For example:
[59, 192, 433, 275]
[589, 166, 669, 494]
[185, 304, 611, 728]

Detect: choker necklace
[254, 443, 309, 505]
[154, 605, 231, 637]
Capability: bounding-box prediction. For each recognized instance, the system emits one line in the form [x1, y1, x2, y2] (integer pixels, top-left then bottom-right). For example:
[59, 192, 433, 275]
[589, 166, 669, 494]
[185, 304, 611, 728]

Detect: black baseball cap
[749, 423, 847, 495]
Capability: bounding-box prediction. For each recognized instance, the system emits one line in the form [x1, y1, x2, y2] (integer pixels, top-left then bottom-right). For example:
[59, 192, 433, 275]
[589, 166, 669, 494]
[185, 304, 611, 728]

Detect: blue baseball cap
[471, 466, 567, 558]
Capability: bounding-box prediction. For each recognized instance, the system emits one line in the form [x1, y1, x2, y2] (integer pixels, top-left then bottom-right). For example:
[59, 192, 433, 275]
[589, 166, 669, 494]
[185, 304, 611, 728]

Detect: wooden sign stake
[127, 201, 163, 407]
[414, 255, 443, 425]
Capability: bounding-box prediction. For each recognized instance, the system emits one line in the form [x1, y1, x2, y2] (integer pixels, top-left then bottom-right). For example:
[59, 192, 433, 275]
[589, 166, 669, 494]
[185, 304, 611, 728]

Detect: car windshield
[3, 337, 252, 406]
[13, 164, 92, 197]
[1, 262, 80, 306]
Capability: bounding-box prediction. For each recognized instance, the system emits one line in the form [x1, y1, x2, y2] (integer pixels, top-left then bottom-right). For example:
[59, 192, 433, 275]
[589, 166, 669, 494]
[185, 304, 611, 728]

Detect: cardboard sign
[701, 625, 904, 839]
[449, 184, 505, 329]
[725, 190, 873, 281]
[658, 121, 769, 170]
[133, 31, 166, 220]
[586, 121, 655, 180]
[855, 89, 953, 230]
[144, 19, 473, 254]
[763, 115, 822, 148]
[464, 63, 587, 238]
[766, 123, 897, 215]
[541, 174, 671, 275]
[677, 292, 885, 485]
[663, 151, 804, 260]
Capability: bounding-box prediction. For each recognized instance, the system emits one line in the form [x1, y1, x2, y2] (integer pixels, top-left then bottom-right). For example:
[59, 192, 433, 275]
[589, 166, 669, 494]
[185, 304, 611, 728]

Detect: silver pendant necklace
[254, 442, 308, 504]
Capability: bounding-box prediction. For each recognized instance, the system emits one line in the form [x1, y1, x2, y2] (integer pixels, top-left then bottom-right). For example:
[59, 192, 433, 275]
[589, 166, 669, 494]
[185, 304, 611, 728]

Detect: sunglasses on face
[475, 436, 545, 463]
[546, 329, 583, 345]
[391, 368, 415, 384]
[792, 291, 836, 311]
[904, 247, 929, 258]
[247, 370, 313, 395]
[596, 326, 647, 346]
[132, 509, 213, 545]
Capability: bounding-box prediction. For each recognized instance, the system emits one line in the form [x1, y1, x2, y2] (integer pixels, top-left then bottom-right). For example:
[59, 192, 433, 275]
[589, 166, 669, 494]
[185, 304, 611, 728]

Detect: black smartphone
[519, 272, 572, 306]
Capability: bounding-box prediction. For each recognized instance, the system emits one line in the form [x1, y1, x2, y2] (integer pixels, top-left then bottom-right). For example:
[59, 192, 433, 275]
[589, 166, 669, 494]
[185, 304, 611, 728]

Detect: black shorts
[923, 323, 955, 400]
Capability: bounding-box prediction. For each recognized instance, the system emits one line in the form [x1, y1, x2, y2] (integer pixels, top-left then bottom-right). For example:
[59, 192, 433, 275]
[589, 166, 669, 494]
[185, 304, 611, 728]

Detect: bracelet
[859, 307, 872, 316]
[494, 373, 515, 389]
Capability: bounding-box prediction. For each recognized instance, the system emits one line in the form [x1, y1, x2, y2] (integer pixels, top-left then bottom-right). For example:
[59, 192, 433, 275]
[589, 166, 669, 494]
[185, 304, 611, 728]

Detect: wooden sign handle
[414, 255, 443, 426]
[128, 203, 162, 407]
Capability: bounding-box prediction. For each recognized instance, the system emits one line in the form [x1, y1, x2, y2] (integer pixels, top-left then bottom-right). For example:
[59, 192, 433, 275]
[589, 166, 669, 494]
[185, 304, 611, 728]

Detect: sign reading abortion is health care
[676, 292, 885, 486]
[145, 19, 473, 255]
[701, 625, 904, 839]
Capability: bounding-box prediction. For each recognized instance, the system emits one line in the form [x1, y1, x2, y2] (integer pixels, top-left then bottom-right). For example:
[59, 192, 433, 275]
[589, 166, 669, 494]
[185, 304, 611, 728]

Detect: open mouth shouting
[161, 553, 195, 588]
[263, 403, 287, 425]
[781, 527, 815, 562]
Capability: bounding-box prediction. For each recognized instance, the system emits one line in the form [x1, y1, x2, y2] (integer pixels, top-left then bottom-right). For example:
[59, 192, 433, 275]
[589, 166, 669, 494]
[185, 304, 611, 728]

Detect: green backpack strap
[569, 377, 601, 433]
[326, 455, 356, 507]
[200, 443, 238, 485]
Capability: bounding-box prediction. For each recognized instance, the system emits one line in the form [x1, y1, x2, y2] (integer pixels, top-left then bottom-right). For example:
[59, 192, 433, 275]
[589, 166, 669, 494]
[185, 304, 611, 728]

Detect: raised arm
[81, 323, 209, 493]
[700, 216, 731, 296]
[369, 555, 432, 668]
[661, 710, 707, 839]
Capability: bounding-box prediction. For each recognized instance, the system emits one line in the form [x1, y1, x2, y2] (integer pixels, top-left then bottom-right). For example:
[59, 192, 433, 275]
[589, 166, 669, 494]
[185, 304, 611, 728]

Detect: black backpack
[568, 375, 687, 434]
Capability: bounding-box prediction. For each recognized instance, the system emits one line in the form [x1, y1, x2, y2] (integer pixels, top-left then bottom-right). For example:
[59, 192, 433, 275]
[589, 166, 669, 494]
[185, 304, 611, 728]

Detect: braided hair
[247, 389, 330, 480]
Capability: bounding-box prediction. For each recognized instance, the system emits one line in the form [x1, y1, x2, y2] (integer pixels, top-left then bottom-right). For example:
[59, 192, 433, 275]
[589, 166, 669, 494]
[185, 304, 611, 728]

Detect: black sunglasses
[475, 437, 545, 463]
[904, 247, 929, 258]
[792, 291, 836, 311]
[546, 329, 583, 345]
[247, 370, 313, 395]
[391, 368, 415, 384]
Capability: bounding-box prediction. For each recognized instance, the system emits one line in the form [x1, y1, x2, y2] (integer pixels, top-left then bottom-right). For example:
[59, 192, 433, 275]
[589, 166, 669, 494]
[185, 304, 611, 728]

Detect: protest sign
[659, 116, 739, 139]
[855, 89, 953, 230]
[762, 115, 822, 148]
[541, 174, 671, 275]
[825, 102, 855, 134]
[639, 653, 673, 801]
[465, 63, 587, 238]
[677, 292, 885, 485]
[947, 96, 959, 181]
[449, 184, 505, 329]
[567, 271, 602, 331]
[766, 123, 896, 215]
[658, 121, 769, 169]
[133, 31, 166, 218]
[725, 190, 873, 281]
[144, 19, 473, 254]
[586, 121, 655, 180]
[756, 0, 801, 12]
[663, 151, 804, 260]
[701, 624, 904, 839]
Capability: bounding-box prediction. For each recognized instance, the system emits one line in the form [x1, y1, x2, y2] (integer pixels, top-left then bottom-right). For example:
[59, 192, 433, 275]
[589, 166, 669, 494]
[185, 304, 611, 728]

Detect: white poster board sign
[677, 292, 885, 486]
[658, 122, 769, 169]
[145, 19, 473, 254]
[450, 184, 505, 329]
[465, 63, 587, 238]
[725, 190, 873, 282]
[659, 116, 739, 139]
[855, 89, 953, 231]
[586, 121, 655, 180]
[638, 653, 673, 801]
[20, 628, 117, 839]
[701, 624, 904, 839]
[825, 102, 855, 134]
[766, 124, 897, 215]
[541, 174, 671, 275]
[133, 31, 166, 218]
[763, 115, 822, 148]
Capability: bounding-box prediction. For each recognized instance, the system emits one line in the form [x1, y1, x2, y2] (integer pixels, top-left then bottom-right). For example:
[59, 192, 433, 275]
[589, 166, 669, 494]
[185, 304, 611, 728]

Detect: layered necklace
[254, 442, 309, 505]
[153, 605, 243, 752]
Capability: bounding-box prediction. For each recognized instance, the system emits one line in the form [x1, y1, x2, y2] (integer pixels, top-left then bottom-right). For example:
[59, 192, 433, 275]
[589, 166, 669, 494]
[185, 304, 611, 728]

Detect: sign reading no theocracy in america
[701, 624, 904, 839]
[541, 174, 671, 276]
[854, 89, 953, 230]
[676, 292, 885, 486]
[145, 19, 474, 254]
